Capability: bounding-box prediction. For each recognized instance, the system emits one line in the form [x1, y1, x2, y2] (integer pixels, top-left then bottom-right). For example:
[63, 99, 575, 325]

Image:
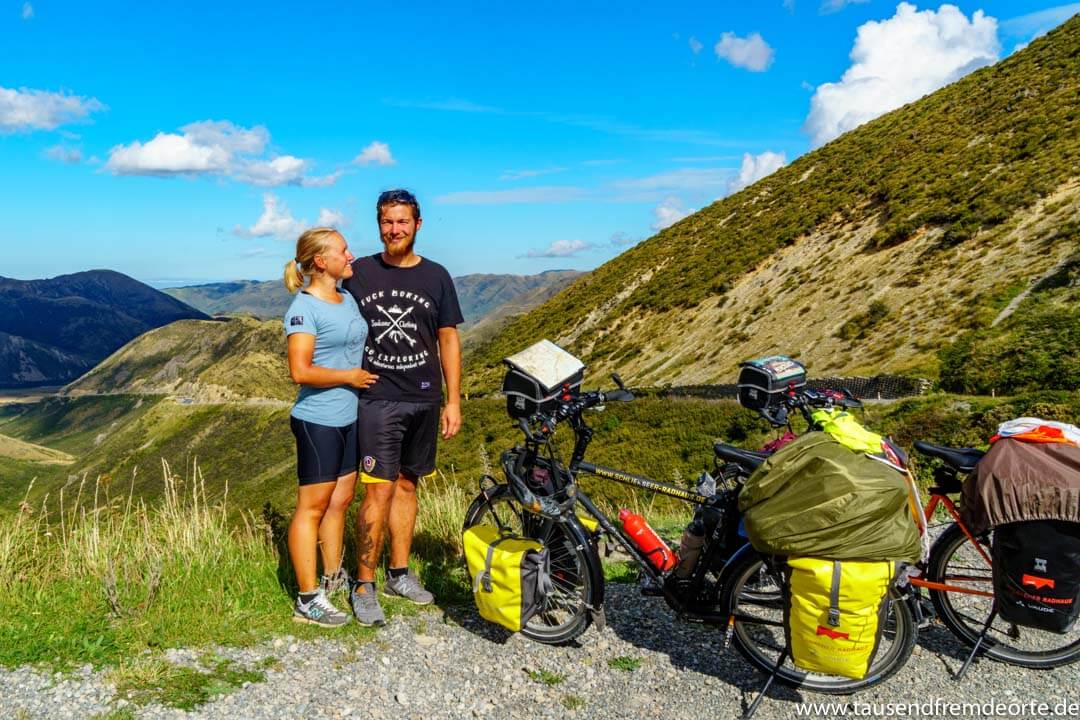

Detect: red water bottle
[619, 509, 677, 572]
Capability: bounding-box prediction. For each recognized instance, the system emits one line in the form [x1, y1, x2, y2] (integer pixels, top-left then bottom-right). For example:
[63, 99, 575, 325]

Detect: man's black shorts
[357, 399, 439, 483]
[290, 416, 359, 486]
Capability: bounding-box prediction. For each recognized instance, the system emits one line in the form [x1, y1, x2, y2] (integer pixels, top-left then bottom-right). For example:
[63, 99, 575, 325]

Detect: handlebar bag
[737, 356, 806, 412]
[502, 339, 585, 419]
[991, 520, 1080, 633]
[463, 524, 553, 632]
[784, 557, 899, 679]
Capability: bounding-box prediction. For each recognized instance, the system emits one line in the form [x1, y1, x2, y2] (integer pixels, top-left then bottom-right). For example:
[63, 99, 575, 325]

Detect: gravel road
[3, 583, 1077, 720]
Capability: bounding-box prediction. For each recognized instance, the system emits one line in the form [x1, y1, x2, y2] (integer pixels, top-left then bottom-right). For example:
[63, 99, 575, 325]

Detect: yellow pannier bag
[785, 557, 898, 679]
[463, 524, 552, 632]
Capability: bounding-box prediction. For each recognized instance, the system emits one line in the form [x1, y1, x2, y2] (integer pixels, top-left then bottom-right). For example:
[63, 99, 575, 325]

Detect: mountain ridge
[464, 17, 1080, 392]
[0, 270, 209, 388]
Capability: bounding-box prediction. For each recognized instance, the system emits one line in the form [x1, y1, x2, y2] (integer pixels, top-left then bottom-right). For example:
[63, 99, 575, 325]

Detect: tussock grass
[0, 457, 477, 673]
[0, 461, 295, 669]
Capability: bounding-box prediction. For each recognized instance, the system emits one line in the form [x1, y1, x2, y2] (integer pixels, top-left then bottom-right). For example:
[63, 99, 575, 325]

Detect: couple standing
[282, 189, 463, 627]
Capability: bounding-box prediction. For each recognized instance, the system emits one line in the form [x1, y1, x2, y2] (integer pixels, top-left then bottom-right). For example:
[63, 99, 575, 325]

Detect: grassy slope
[465, 19, 1080, 391]
[938, 259, 1080, 394]
[66, 317, 295, 402]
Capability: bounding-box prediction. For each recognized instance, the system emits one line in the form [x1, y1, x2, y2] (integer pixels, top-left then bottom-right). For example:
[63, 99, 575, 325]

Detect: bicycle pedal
[638, 575, 665, 596]
[916, 596, 938, 628]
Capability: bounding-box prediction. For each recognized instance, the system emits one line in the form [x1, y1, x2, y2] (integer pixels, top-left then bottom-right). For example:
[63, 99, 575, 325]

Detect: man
[342, 188, 463, 626]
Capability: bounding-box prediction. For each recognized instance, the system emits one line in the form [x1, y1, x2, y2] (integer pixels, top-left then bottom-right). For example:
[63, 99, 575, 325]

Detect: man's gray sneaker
[350, 582, 386, 626]
[383, 573, 434, 605]
[293, 590, 350, 627]
[320, 567, 351, 596]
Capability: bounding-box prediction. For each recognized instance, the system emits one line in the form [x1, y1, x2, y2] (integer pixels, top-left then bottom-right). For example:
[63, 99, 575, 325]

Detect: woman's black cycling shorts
[290, 416, 359, 486]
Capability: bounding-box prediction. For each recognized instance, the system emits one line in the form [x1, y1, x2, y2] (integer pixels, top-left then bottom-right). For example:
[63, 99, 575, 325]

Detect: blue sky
[1, 0, 1073, 285]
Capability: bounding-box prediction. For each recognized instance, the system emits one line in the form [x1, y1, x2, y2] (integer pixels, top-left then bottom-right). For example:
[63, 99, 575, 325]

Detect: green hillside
[466, 18, 1080, 391]
[65, 317, 295, 402]
[939, 258, 1080, 395]
[163, 280, 292, 319]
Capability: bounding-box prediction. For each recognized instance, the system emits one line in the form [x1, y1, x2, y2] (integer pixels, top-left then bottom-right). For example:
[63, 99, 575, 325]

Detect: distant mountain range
[162, 269, 584, 327]
[0, 270, 208, 388]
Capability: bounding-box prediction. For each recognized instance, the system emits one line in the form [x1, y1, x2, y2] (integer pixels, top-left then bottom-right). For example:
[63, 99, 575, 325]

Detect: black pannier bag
[502, 340, 585, 419]
[992, 520, 1080, 634]
[737, 356, 807, 412]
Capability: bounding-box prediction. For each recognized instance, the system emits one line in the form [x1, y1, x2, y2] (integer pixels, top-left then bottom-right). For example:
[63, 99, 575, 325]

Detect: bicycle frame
[518, 412, 749, 623]
[908, 491, 994, 599]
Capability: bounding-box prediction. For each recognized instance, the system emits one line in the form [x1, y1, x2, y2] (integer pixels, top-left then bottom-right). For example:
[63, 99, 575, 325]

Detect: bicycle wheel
[721, 547, 916, 693]
[926, 523, 1080, 668]
[463, 484, 601, 645]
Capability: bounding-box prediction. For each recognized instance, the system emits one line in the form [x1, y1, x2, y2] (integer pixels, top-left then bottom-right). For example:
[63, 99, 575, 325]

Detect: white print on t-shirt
[358, 289, 432, 310]
[365, 348, 431, 372]
[372, 303, 419, 347]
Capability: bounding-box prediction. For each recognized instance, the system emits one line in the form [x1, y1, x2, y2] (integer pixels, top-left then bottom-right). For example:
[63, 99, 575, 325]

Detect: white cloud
[235, 193, 308, 240]
[353, 141, 395, 166]
[714, 32, 775, 72]
[1001, 3, 1080, 38]
[689, 37, 704, 54]
[614, 168, 731, 192]
[436, 186, 588, 205]
[106, 119, 338, 187]
[0, 86, 104, 132]
[524, 240, 595, 258]
[821, 0, 869, 14]
[652, 197, 696, 231]
[21, 2, 33, 20]
[728, 151, 787, 194]
[44, 144, 83, 164]
[233, 155, 308, 187]
[804, 3, 1000, 148]
[500, 167, 567, 181]
[609, 232, 638, 247]
[316, 208, 347, 228]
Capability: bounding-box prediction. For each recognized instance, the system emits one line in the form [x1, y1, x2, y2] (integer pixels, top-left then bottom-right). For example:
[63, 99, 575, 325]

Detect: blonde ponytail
[283, 259, 304, 293]
[283, 227, 341, 293]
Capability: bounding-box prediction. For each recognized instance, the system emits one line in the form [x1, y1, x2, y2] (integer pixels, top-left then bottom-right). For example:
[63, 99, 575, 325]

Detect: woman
[283, 227, 377, 626]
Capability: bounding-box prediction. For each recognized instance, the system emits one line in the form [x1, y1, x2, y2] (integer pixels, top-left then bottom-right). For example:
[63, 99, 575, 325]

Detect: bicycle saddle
[714, 442, 768, 473]
[913, 441, 985, 473]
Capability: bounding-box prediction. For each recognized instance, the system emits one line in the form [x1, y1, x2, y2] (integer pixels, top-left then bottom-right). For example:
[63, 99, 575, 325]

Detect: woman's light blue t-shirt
[284, 289, 368, 427]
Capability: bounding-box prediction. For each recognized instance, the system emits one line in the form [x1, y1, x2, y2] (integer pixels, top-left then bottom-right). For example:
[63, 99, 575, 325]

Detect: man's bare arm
[437, 326, 462, 439]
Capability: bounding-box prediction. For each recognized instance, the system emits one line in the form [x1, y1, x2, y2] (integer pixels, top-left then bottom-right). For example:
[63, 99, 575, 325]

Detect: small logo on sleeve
[363, 456, 376, 473]
[289, 316, 304, 326]
[420, 381, 431, 390]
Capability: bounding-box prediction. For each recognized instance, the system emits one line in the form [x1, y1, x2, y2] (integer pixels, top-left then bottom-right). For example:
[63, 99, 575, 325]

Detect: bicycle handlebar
[758, 385, 863, 427]
[519, 386, 636, 441]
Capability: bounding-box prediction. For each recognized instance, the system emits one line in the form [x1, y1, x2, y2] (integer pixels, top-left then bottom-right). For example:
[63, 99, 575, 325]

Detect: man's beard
[383, 236, 415, 257]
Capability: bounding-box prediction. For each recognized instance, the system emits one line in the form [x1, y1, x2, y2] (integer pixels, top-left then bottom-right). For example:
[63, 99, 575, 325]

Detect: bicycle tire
[720, 546, 917, 694]
[926, 523, 1080, 668]
[463, 484, 602, 645]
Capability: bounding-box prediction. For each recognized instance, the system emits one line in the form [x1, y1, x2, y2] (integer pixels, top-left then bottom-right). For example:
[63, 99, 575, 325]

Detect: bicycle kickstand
[955, 606, 998, 681]
[743, 647, 788, 720]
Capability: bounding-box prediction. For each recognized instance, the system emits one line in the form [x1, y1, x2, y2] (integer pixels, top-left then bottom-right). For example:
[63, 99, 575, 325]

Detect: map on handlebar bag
[504, 340, 585, 391]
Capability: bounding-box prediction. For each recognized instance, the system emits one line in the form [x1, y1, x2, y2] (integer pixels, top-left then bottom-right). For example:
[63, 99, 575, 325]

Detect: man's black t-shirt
[343, 254, 463, 404]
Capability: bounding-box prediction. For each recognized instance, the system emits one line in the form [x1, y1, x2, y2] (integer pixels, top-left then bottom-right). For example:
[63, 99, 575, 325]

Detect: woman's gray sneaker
[293, 590, 351, 627]
[383, 574, 434, 605]
[350, 582, 386, 626]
